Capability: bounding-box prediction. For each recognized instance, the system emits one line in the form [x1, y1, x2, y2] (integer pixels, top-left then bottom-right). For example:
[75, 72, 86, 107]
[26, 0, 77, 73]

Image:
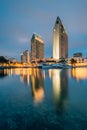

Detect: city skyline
[0, 0, 87, 60]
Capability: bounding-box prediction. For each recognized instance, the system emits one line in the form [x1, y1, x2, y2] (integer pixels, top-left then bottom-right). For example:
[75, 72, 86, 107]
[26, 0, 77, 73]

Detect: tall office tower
[53, 16, 68, 59]
[31, 33, 44, 60]
[21, 50, 30, 63]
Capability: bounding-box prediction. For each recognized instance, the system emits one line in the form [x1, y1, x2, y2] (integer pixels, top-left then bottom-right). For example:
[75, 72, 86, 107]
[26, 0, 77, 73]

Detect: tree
[0, 56, 8, 63]
[70, 58, 76, 65]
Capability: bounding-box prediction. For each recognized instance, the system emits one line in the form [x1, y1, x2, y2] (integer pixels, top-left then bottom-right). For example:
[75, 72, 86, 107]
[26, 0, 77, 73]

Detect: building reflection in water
[0, 68, 31, 85]
[30, 68, 44, 104]
[49, 69, 68, 112]
[0, 68, 45, 104]
[0, 69, 17, 77]
[20, 68, 32, 85]
[71, 68, 87, 81]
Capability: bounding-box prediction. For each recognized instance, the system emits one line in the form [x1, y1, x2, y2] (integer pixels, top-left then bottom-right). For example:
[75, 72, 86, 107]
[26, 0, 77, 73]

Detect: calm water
[0, 68, 87, 130]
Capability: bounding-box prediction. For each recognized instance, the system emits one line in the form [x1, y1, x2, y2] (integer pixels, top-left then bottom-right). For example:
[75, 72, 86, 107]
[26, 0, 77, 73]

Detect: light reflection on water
[71, 67, 87, 81]
[29, 69, 44, 104]
[49, 69, 68, 113]
[0, 68, 87, 129]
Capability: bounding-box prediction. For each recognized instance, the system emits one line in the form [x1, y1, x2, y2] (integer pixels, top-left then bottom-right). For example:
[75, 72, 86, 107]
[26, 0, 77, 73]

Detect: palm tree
[70, 58, 76, 65]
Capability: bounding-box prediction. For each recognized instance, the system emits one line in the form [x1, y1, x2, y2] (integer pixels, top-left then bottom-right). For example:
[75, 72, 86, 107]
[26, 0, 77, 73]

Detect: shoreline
[0, 63, 87, 69]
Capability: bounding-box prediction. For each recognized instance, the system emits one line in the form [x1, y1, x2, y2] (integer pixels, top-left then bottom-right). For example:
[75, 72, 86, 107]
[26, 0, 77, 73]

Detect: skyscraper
[31, 33, 44, 60]
[53, 16, 68, 59]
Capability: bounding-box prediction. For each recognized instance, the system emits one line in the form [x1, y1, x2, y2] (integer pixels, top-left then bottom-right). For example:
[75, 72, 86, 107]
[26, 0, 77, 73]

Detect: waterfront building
[31, 33, 44, 60]
[73, 52, 82, 58]
[21, 50, 30, 63]
[9, 58, 18, 63]
[67, 57, 84, 64]
[84, 58, 87, 62]
[53, 16, 68, 59]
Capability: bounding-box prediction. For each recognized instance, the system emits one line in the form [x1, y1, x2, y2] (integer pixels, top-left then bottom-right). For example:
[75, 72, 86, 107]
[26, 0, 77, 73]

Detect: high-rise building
[53, 16, 68, 59]
[31, 33, 44, 60]
[21, 50, 30, 63]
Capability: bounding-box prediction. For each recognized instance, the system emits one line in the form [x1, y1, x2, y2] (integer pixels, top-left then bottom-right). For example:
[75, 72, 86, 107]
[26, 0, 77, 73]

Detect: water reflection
[30, 69, 44, 104]
[0, 69, 8, 78]
[71, 67, 87, 81]
[20, 68, 31, 85]
[0, 68, 87, 129]
[0, 68, 68, 107]
[0, 68, 45, 104]
[49, 69, 68, 112]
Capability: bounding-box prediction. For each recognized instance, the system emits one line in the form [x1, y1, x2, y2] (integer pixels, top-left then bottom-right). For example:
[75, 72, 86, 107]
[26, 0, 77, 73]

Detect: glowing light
[72, 68, 87, 80]
[33, 87, 44, 104]
[52, 69, 61, 102]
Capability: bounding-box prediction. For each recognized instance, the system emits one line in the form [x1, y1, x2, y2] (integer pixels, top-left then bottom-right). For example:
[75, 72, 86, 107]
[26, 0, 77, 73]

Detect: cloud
[18, 36, 29, 43]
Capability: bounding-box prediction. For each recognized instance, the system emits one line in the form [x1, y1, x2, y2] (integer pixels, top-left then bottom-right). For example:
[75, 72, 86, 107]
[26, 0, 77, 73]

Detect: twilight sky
[0, 0, 87, 60]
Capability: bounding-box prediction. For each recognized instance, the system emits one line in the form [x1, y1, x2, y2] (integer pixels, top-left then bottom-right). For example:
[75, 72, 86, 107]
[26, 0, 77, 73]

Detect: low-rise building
[73, 52, 82, 58]
[21, 50, 30, 63]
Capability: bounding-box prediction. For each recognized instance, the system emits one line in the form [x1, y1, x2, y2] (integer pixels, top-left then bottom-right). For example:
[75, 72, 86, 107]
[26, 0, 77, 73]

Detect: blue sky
[0, 0, 87, 60]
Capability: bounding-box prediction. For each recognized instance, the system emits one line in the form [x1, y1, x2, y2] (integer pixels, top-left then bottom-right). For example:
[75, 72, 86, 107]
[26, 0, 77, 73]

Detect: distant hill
[0, 56, 8, 63]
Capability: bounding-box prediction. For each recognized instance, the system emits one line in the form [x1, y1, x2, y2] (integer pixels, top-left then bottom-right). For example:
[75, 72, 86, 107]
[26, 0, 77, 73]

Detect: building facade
[21, 50, 30, 63]
[31, 33, 44, 60]
[53, 16, 68, 59]
[73, 52, 82, 58]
